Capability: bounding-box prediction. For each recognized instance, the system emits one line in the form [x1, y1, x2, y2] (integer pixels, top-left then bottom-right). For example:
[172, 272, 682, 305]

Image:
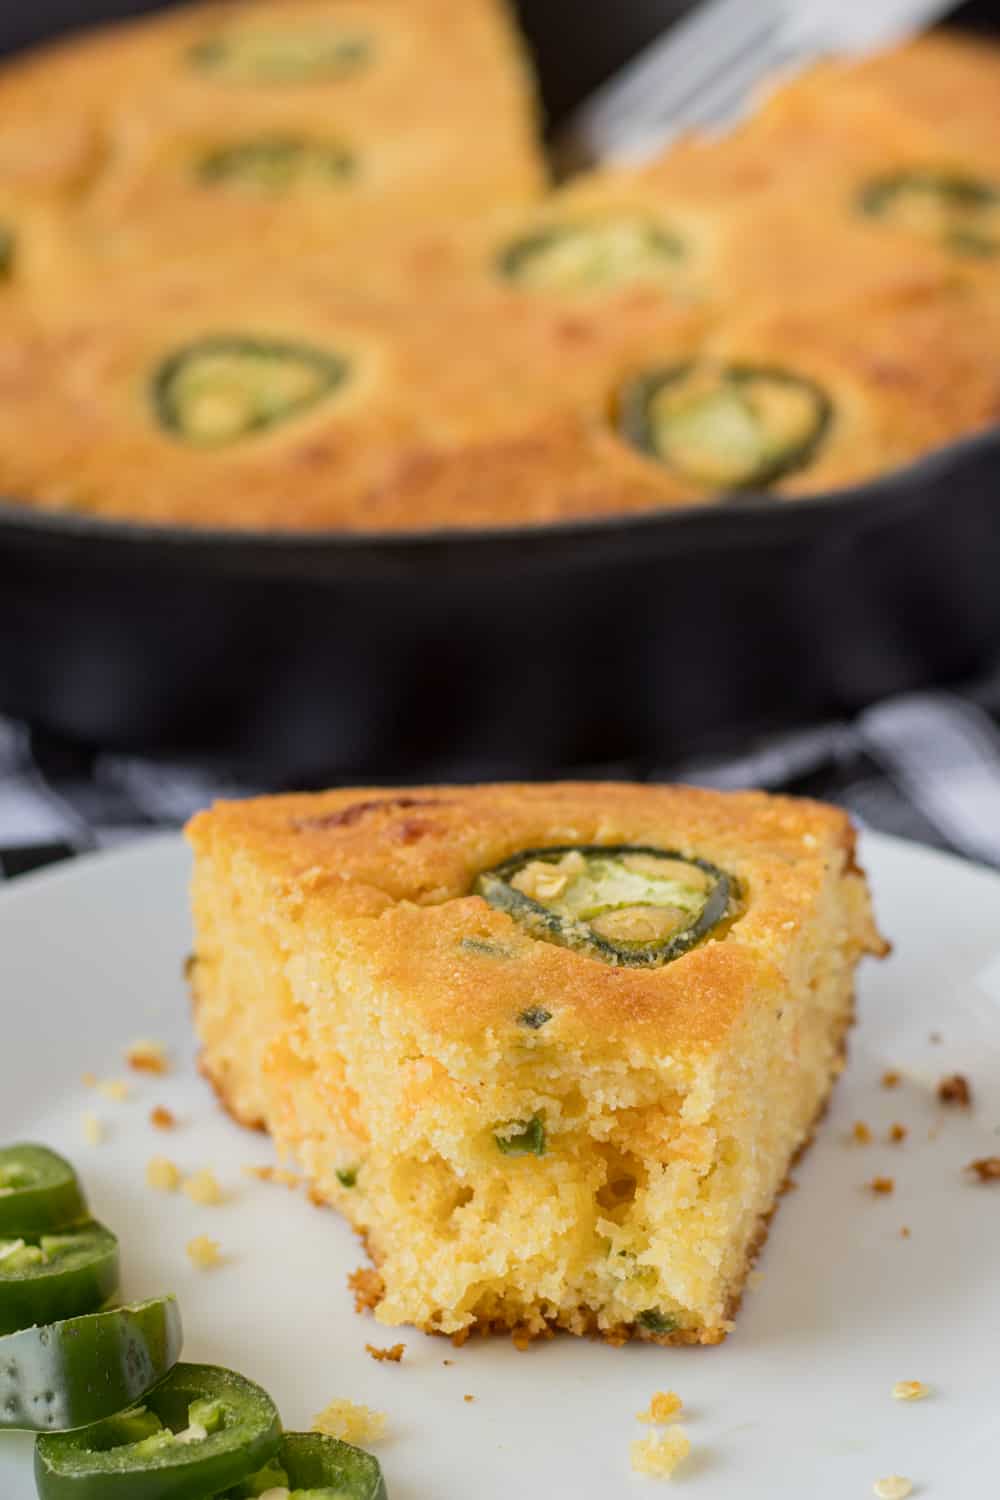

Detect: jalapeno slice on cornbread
[496, 217, 685, 291]
[858, 168, 1000, 256]
[619, 361, 833, 489]
[475, 845, 736, 968]
[0, 226, 14, 280]
[187, 25, 372, 85]
[152, 337, 350, 447]
[196, 137, 355, 192]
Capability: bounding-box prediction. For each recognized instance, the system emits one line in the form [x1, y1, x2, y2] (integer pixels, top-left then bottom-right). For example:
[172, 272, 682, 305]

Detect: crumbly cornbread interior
[187, 783, 886, 1343]
[0, 15, 998, 528]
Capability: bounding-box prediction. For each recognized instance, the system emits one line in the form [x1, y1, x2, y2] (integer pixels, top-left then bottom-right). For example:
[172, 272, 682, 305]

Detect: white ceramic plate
[2, 832, 999, 1499]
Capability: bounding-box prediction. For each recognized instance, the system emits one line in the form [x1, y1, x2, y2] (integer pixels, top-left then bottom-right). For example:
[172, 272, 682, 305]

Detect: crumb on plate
[938, 1073, 971, 1107]
[96, 1078, 130, 1102]
[82, 1111, 103, 1145]
[900, 1226, 911, 1238]
[638, 1392, 683, 1424]
[147, 1156, 181, 1192]
[366, 1343, 405, 1363]
[242, 1164, 301, 1189]
[463, 1394, 475, 1403]
[126, 1039, 170, 1074]
[312, 1399, 386, 1445]
[892, 1380, 928, 1401]
[853, 1121, 873, 1145]
[966, 1156, 1000, 1182]
[869, 1176, 895, 1195]
[881, 1070, 901, 1089]
[873, 1477, 912, 1499]
[81, 1072, 97, 1088]
[348, 1266, 384, 1314]
[182, 1169, 223, 1205]
[150, 1105, 177, 1130]
[186, 1234, 222, 1269]
[888, 1123, 907, 1144]
[630, 1428, 691, 1479]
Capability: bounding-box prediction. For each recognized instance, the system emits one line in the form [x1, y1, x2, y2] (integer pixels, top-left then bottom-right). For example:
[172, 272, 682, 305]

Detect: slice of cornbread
[187, 783, 886, 1344]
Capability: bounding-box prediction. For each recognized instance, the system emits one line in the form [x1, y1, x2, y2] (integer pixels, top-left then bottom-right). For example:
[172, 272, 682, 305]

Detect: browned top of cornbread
[187, 783, 886, 1053]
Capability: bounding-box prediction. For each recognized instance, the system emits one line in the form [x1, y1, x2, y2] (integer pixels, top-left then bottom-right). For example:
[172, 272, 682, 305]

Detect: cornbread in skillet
[187, 783, 886, 1343]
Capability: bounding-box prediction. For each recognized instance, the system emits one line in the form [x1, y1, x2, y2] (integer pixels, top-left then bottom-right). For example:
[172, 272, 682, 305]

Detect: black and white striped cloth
[3, 678, 1000, 881]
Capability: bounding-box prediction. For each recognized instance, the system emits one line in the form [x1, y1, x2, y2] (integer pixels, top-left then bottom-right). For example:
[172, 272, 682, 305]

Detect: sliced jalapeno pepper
[223, 1431, 387, 1499]
[0, 1221, 118, 1336]
[152, 337, 350, 448]
[0, 1145, 87, 1237]
[618, 361, 833, 489]
[858, 169, 1000, 257]
[187, 25, 371, 84]
[475, 845, 738, 969]
[0, 225, 14, 280]
[496, 217, 685, 291]
[35, 1362, 281, 1498]
[196, 137, 355, 192]
[1, 1295, 181, 1431]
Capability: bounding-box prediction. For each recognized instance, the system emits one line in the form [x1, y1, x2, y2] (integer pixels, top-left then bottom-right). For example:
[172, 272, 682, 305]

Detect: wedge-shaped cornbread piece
[187, 783, 886, 1344]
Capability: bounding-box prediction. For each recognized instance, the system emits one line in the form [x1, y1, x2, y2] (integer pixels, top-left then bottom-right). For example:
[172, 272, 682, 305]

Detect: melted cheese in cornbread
[188, 783, 886, 1343]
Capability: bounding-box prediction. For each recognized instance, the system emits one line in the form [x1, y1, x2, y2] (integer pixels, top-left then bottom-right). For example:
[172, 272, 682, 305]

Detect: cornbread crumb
[853, 1121, 873, 1145]
[881, 1070, 902, 1089]
[929, 1032, 942, 1044]
[638, 1392, 683, 1424]
[463, 1394, 475, 1403]
[81, 1111, 103, 1145]
[889, 1123, 908, 1144]
[892, 1380, 928, 1401]
[967, 1156, 1000, 1182]
[81, 1072, 97, 1088]
[366, 1343, 405, 1363]
[630, 1429, 691, 1479]
[938, 1073, 972, 1107]
[96, 1078, 131, 1102]
[126, 1039, 170, 1074]
[146, 1156, 181, 1192]
[873, 1476, 912, 1499]
[900, 1226, 911, 1238]
[186, 1234, 222, 1269]
[869, 1176, 895, 1195]
[348, 1266, 384, 1314]
[183, 1169, 224, 1206]
[242, 1164, 301, 1189]
[150, 1106, 177, 1130]
[312, 1399, 386, 1445]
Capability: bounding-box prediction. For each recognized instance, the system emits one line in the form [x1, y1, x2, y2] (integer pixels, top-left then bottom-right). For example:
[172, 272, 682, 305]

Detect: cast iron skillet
[1, 0, 998, 782]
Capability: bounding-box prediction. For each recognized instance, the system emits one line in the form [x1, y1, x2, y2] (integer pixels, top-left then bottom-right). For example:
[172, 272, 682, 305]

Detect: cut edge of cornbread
[187, 783, 887, 1346]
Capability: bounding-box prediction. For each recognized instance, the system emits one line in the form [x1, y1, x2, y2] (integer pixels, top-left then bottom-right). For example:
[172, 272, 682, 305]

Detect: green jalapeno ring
[1, 1295, 182, 1432]
[617, 361, 834, 490]
[495, 217, 685, 290]
[0, 1145, 88, 1238]
[196, 137, 356, 191]
[0, 1220, 119, 1336]
[186, 29, 372, 85]
[475, 844, 737, 970]
[151, 336, 350, 448]
[222, 1431, 387, 1499]
[857, 168, 1000, 258]
[34, 1362, 280, 1498]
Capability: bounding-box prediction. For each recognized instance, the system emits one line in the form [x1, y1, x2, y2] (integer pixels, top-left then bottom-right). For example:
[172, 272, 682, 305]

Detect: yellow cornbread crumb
[126, 1039, 170, 1074]
[242, 1165, 301, 1189]
[312, 1399, 386, 1445]
[873, 1477, 912, 1499]
[147, 1156, 181, 1192]
[186, 1234, 222, 1269]
[638, 1392, 683, 1424]
[96, 1078, 131, 1102]
[81, 1111, 103, 1145]
[852, 1121, 873, 1145]
[892, 1380, 929, 1401]
[183, 1169, 224, 1206]
[630, 1428, 691, 1479]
